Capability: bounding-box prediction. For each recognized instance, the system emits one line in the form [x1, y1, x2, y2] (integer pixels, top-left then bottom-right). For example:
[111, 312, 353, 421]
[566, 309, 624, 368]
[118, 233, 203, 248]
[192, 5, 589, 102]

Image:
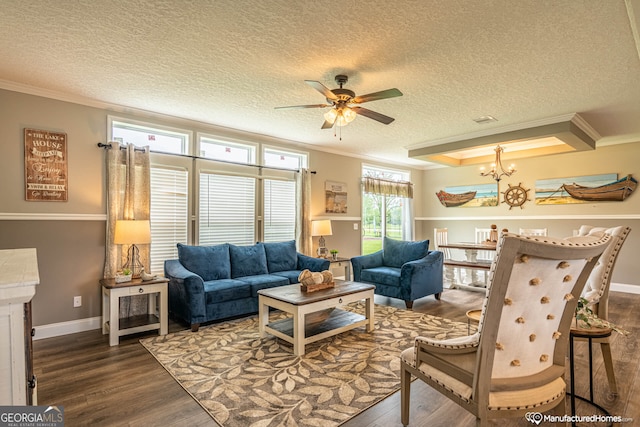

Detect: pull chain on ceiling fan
[275, 75, 403, 132]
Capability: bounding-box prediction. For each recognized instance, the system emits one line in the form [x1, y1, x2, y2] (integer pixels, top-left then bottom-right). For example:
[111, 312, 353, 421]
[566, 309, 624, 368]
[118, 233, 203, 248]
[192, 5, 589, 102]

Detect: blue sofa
[164, 240, 329, 331]
[351, 237, 443, 309]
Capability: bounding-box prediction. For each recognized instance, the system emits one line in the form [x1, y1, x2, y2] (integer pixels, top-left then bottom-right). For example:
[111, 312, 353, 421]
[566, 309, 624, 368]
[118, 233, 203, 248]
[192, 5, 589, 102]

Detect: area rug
[140, 303, 470, 427]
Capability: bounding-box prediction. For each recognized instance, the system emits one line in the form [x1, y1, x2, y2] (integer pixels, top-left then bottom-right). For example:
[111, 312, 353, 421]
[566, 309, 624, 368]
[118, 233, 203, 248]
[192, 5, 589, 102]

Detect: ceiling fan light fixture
[324, 106, 357, 127]
[324, 108, 338, 124]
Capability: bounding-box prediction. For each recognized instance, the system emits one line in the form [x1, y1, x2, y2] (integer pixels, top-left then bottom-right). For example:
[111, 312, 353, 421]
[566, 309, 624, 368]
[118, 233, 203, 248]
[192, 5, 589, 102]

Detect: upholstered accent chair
[566, 225, 631, 394]
[351, 237, 443, 309]
[400, 233, 611, 426]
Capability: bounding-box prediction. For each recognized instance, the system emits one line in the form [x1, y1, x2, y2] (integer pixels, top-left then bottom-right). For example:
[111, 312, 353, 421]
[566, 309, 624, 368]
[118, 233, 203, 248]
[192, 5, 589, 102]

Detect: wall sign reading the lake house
[24, 128, 68, 202]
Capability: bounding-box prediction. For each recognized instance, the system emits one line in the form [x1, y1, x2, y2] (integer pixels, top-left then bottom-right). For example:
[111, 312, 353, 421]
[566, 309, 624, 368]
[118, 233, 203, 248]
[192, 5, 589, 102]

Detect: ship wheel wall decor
[502, 182, 531, 210]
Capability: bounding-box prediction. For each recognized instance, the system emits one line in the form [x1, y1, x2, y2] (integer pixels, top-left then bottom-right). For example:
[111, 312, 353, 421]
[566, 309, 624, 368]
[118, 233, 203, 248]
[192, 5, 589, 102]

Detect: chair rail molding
[0, 213, 107, 221]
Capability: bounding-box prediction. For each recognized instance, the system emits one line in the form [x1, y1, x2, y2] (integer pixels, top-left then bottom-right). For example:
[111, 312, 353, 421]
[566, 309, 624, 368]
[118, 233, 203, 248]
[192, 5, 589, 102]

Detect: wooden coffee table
[258, 281, 375, 356]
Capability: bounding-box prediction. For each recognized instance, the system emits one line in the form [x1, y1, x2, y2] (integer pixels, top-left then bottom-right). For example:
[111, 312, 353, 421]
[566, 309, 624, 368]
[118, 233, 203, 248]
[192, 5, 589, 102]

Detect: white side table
[100, 277, 169, 346]
[329, 257, 352, 281]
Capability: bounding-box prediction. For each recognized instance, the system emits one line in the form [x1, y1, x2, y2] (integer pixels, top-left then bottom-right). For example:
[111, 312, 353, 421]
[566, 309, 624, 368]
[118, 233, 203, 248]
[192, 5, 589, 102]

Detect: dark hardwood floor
[33, 289, 640, 426]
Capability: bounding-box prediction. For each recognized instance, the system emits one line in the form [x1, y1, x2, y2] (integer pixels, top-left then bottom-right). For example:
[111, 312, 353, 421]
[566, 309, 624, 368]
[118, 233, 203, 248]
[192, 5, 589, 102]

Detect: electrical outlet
[353, 223, 359, 230]
[73, 296, 82, 308]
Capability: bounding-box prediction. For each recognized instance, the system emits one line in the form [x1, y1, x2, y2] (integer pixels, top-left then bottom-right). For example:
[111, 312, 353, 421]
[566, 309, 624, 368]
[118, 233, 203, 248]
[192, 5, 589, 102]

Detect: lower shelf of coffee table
[266, 308, 366, 339]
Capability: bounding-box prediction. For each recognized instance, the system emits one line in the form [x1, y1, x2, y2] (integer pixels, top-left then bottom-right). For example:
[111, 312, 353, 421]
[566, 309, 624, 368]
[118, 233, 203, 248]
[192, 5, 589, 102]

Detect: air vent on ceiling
[473, 115, 498, 124]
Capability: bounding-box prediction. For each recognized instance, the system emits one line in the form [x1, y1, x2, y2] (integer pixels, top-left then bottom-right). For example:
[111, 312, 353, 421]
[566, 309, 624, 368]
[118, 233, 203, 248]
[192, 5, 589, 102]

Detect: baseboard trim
[33, 316, 101, 340]
[611, 282, 640, 294]
[33, 284, 639, 339]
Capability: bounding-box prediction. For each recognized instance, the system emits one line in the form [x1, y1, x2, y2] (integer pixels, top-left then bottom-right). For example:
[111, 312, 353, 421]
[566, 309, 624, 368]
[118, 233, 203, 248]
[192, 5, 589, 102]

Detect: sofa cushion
[229, 243, 269, 278]
[382, 237, 429, 268]
[177, 243, 230, 281]
[237, 274, 290, 296]
[263, 240, 298, 273]
[271, 270, 303, 284]
[361, 266, 402, 287]
[203, 279, 251, 304]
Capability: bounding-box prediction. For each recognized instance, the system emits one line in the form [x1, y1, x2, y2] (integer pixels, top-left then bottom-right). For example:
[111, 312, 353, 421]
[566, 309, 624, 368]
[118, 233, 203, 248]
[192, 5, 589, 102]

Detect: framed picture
[437, 183, 498, 207]
[325, 181, 347, 213]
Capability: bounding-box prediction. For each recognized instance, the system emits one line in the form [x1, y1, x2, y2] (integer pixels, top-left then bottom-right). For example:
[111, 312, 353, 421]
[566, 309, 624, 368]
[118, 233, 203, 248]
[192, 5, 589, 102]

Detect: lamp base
[122, 244, 145, 278]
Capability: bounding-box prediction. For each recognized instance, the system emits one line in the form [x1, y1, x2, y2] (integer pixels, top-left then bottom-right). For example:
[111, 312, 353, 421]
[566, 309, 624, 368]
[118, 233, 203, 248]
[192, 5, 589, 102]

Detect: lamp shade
[311, 219, 332, 236]
[114, 220, 151, 245]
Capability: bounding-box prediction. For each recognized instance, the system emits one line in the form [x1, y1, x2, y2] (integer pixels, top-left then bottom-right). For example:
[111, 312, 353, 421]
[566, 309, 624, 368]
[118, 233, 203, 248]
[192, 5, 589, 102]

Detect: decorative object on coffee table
[298, 269, 334, 292]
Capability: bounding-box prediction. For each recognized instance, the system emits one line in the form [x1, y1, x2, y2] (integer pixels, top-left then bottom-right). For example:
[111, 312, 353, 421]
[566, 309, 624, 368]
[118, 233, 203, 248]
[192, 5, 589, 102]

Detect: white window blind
[150, 166, 188, 274]
[264, 179, 296, 242]
[199, 173, 256, 246]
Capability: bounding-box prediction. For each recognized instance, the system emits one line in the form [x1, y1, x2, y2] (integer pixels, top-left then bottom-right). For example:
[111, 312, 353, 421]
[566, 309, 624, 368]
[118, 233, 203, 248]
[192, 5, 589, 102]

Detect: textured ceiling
[1, 0, 640, 167]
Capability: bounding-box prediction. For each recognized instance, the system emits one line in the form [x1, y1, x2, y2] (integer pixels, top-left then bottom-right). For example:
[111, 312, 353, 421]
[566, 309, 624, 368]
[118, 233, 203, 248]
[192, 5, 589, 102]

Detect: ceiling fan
[275, 75, 403, 129]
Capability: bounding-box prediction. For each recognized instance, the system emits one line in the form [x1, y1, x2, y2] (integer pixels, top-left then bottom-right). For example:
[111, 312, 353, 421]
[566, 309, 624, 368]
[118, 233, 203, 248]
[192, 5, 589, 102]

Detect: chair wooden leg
[550, 396, 568, 426]
[404, 300, 413, 309]
[434, 292, 441, 300]
[191, 323, 200, 332]
[400, 363, 411, 426]
[600, 342, 618, 394]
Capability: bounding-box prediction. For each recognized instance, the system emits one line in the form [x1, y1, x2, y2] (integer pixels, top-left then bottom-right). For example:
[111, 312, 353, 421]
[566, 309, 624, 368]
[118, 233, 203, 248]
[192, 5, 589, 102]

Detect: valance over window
[362, 176, 413, 199]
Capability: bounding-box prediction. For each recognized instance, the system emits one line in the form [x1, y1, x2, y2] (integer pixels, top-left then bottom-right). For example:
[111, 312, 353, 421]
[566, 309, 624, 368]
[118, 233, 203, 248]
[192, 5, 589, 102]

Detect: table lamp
[311, 219, 332, 258]
[114, 219, 151, 278]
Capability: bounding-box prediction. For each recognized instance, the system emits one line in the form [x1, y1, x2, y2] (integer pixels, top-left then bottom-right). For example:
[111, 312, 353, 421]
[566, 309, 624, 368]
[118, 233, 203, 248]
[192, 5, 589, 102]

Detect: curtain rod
[97, 142, 315, 174]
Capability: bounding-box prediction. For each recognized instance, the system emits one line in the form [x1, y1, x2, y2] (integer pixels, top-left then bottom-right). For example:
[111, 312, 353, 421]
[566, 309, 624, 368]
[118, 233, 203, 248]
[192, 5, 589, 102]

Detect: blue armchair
[351, 237, 443, 309]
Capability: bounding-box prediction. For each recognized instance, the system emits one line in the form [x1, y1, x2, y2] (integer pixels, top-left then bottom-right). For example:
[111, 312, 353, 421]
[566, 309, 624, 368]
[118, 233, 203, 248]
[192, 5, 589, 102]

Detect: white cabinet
[0, 248, 39, 405]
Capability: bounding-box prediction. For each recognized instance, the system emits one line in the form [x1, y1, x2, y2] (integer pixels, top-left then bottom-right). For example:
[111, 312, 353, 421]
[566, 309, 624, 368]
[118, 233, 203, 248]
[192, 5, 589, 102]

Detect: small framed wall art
[24, 128, 68, 202]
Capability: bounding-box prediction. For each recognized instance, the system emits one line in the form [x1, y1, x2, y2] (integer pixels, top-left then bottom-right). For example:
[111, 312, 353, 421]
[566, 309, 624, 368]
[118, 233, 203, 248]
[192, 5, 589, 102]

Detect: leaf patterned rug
[140, 303, 470, 427]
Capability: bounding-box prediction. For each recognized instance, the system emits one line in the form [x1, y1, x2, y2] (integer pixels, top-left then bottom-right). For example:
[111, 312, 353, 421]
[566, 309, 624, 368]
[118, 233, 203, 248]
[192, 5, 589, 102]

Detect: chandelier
[480, 145, 516, 182]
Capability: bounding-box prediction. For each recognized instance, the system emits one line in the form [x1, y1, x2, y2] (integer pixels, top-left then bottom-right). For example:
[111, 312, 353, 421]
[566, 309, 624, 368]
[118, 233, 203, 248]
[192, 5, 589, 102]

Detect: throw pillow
[177, 243, 230, 281]
[229, 243, 269, 278]
[382, 237, 429, 268]
[263, 240, 298, 272]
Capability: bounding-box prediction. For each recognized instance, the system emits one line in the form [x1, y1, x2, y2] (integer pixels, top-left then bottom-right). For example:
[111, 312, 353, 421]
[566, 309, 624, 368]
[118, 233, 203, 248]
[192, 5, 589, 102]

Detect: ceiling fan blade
[274, 104, 330, 110]
[305, 80, 339, 101]
[351, 106, 395, 124]
[352, 88, 403, 104]
[321, 119, 335, 129]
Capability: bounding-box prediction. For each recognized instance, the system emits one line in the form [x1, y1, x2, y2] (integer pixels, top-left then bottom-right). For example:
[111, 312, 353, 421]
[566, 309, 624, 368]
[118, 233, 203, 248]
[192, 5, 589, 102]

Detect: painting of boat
[436, 190, 477, 207]
[562, 174, 637, 202]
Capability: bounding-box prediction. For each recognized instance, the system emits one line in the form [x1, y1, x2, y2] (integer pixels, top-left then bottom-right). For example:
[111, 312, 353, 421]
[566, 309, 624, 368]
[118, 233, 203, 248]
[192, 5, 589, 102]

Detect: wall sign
[325, 181, 347, 213]
[24, 128, 68, 202]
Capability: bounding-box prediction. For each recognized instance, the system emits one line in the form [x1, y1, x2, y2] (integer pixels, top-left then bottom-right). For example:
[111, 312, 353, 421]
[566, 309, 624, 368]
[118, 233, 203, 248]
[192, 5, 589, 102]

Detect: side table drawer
[128, 284, 163, 295]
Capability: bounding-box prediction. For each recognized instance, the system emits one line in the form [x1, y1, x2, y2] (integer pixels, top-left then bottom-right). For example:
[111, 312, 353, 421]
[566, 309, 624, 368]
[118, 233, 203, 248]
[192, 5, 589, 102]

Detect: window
[263, 179, 296, 242]
[149, 167, 188, 273]
[263, 147, 307, 169]
[110, 117, 189, 154]
[262, 147, 306, 242]
[199, 173, 256, 246]
[361, 165, 413, 254]
[108, 118, 309, 264]
[199, 136, 256, 163]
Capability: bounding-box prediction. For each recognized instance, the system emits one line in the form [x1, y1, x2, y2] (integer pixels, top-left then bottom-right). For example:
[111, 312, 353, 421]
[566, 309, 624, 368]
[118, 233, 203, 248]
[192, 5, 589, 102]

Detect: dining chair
[565, 225, 631, 394]
[474, 228, 493, 283]
[519, 227, 548, 236]
[400, 233, 611, 426]
[434, 228, 456, 286]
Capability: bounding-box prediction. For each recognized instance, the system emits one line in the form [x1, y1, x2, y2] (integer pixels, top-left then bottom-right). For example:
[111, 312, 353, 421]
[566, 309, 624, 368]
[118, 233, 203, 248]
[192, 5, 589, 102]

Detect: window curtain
[104, 142, 150, 316]
[363, 176, 415, 241]
[362, 176, 413, 198]
[296, 168, 312, 256]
